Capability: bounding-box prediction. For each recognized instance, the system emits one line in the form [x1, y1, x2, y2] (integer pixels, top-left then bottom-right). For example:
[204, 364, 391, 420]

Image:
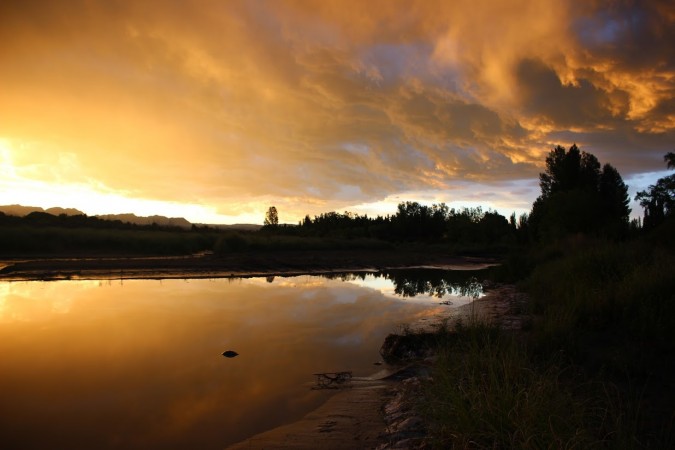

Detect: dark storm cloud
[0, 0, 672, 222]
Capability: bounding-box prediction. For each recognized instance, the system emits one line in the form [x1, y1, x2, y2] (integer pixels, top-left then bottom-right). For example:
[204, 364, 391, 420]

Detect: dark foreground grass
[525, 239, 675, 369]
[419, 231, 675, 449]
[422, 321, 646, 449]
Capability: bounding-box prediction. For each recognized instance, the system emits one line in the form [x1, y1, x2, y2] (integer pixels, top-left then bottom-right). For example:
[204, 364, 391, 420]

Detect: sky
[1, 0, 673, 224]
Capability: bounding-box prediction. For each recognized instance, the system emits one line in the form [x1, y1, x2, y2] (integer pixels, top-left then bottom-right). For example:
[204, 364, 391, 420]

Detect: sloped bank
[376, 285, 529, 449]
[225, 285, 527, 450]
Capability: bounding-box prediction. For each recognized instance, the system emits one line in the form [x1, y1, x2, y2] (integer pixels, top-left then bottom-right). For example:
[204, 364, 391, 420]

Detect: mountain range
[1, 205, 86, 217]
[0, 204, 262, 230]
[0, 204, 190, 229]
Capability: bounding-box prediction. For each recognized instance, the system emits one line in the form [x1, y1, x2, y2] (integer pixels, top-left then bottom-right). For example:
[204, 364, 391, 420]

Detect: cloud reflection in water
[0, 270, 484, 448]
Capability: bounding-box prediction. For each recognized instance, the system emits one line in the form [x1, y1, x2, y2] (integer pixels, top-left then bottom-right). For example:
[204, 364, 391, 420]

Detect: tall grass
[419, 235, 675, 448]
[524, 240, 675, 367]
[421, 322, 640, 449]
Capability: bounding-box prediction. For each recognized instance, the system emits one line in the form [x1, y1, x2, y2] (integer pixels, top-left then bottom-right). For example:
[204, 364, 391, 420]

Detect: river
[0, 269, 484, 449]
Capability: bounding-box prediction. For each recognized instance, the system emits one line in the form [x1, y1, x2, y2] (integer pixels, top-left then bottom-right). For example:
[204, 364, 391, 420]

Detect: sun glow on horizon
[0, 138, 263, 224]
[2, 134, 663, 226]
[0, 1, 672, 229]
[0, 136, 536, 225]
[1, 2, 672, 227]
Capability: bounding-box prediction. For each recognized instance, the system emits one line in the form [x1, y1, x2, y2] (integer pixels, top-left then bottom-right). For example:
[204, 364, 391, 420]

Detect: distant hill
[46, 207, 87, 216]
[0, 205, 192, 229]
[0, 204, 266, 230]
[0, 204, 86, 217]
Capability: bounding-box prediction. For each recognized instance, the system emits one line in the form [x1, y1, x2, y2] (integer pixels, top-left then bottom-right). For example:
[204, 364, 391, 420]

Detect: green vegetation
[268, 203, 515, 249]
[415, 148, 675, 448]
[420, 229, 674, 449]
[423, 323, 616, 449]
[0, 211, 219, 256]
[0, 224, 218, 256]
[0, 200, 517, 257]
[213, 231, 391, 253]
[524, 236, 675, 363]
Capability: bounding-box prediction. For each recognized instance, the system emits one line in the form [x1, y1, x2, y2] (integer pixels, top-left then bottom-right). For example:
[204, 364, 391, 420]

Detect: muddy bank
[226, 285, 528, 450]
[0, 250, 497, 281]
[227, 379, 390, 449]
[413, 284, 529, 332]
[226, 365, 435, 450]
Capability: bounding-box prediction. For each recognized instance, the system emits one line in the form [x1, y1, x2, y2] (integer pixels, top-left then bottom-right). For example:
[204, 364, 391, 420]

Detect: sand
[0, 251, 497, 281]
[226, 285, 528, 449]
[227, 383, 391, 450]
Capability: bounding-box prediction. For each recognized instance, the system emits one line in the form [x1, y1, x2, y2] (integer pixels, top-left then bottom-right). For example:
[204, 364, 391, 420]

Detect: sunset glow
[1, 0, 673, 224]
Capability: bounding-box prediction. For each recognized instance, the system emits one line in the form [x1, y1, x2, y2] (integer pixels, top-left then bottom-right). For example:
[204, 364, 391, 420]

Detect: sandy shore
[0, 250, 497, 281]
[0, 251, 516, 448]
[227, 379, 393, 449]
[226, 285, 527, 450]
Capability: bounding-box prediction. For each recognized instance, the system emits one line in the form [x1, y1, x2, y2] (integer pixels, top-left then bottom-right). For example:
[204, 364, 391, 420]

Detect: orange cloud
[0, 0, 672, 223]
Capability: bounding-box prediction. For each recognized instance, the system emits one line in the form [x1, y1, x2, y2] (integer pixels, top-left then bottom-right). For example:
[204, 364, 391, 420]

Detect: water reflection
[322, 269, 484, 304]
[0, 269, 484, 449]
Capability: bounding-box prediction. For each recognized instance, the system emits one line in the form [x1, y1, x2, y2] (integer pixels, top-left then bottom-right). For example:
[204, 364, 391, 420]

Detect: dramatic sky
[1, 0, 673, 224]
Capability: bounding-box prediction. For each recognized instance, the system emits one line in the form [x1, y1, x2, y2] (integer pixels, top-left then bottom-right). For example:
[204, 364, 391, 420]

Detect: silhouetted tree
[264, 206, 279, 226]
[446, 207, 481, 242]
[538, 144, 600, 199]
[580, 151, 602, 191]
[390, 201, 448, 241]
[516, 213, 530, 243]
[666, 152, 675, 169]
[598, 163, 630, 236]
[635, 153, 675, 229]
[478, 211, 512, 243]
[530, 144, 629, 239]
[530, 190, 601, 238]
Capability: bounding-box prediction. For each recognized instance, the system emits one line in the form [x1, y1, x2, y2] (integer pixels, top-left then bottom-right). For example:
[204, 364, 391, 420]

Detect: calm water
[0, 269, 483, 449]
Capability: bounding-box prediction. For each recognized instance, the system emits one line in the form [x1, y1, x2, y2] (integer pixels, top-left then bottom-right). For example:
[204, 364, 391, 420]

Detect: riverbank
[0, 250, 500, 448]
[226, 285, 527, 449]
[0, 250, 497, 281]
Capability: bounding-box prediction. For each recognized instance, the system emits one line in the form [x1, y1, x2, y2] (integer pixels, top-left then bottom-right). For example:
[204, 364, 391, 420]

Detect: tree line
[2, 144, 671, 255]
[262, 143, 667, 246]
[263, 203, 514, 246]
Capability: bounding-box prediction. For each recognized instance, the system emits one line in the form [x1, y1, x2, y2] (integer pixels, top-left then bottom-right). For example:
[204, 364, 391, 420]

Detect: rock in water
[222, 350, 239, 358]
